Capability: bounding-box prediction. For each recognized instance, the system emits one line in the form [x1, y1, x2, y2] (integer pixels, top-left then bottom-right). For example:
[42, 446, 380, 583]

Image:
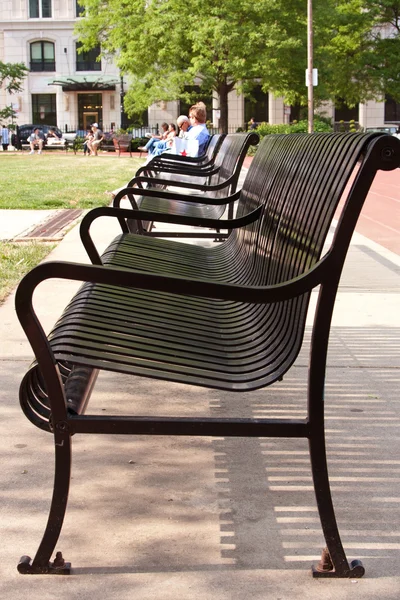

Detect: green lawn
[0, 152, 143, 209]
[0, 241, 55, 304]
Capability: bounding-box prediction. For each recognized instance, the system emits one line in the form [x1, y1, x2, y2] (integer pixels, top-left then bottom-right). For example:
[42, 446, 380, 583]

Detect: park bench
[113, 132, 259, 238]
[136, 133, 225, 178]
[16, 132, 400, 577]
[112, 133, 133, 156]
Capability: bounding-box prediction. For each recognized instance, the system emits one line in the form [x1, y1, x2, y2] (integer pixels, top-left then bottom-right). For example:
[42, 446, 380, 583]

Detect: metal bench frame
[15, 133, 400, 577]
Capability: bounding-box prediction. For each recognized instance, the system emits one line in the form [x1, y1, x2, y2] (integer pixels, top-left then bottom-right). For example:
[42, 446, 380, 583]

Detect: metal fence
[59, 125, 159, 138]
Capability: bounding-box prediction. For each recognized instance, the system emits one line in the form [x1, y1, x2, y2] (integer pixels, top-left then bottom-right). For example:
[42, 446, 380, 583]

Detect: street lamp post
[307, 0, 314, 133]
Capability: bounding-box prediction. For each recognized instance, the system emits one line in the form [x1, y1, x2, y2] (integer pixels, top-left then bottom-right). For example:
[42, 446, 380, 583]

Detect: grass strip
[0, 241, 55, 304]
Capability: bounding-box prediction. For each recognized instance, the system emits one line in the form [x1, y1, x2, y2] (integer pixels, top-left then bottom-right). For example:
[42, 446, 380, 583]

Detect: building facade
[0, 1, 397, 133]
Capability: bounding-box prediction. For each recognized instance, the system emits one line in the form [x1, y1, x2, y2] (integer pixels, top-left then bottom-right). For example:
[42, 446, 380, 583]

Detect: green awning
[48, 75, 119, 91]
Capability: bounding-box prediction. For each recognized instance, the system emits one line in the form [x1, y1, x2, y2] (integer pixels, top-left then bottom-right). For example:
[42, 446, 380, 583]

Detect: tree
[0, 61, 28, 125]
[76, 0, 303, 132]
[75, 0, 400, 131]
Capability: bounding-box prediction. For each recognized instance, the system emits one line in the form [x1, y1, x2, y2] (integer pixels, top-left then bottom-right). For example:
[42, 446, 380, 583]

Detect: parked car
[365, 126, 398, 135]
[18, 124, 64, 147]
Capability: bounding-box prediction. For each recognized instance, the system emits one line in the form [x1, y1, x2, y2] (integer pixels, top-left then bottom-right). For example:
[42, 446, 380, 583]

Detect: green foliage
[254, 118, 332, 139]
[131, 137, 149, 151]
[76, 0, 400, 126]
[0, 61, 28, 124]
[0, 61, 28, 94]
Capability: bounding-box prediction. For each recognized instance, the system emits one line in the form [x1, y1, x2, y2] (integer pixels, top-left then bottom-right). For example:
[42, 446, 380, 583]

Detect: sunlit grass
[0, 241, 55, 304]
[0, 152, 143, 209]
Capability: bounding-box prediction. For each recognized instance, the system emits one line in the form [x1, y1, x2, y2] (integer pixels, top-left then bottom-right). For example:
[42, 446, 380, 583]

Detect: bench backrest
[221, 132, 400, 384]
[206, 132, 259, 198]
[202, 133, 224, 162]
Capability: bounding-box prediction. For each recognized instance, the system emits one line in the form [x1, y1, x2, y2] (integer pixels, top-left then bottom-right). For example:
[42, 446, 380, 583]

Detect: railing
[30, 61, 56, 72]
[76, 61, 101, 72]
[60, 125, 158, 138]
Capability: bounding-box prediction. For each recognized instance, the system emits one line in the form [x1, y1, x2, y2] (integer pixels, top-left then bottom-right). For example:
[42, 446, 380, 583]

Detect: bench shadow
[3, 326, 400, 578]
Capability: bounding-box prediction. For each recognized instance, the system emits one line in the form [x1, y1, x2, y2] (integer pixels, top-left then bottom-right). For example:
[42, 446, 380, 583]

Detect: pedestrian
[1, 126, 9, 151]
[248, 117, 257, 130]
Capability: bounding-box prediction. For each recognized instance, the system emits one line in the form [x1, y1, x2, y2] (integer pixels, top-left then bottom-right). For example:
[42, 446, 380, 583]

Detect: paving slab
[0, 193, 400, 599]
[0, 210, 57, 241]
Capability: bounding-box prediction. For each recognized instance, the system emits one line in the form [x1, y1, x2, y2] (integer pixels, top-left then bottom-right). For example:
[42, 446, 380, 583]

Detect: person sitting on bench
[28, 128, 44, 155]
[186, 102, 210, 156]
[87, 123, 104, 156]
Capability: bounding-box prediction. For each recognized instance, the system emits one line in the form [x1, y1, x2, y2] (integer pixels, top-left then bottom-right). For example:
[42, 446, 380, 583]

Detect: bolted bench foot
[18, 552, 71, 575]
[312, 547, 365, 578]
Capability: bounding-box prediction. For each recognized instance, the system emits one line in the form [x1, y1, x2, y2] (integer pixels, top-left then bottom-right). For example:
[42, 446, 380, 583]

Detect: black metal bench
[136, 133, 225, 177]
[114, 132, 259, 237]
[15, 132, 400, 577]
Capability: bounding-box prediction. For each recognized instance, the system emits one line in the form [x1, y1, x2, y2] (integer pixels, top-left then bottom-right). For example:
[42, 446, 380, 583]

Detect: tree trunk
[217, 82, 229, 134]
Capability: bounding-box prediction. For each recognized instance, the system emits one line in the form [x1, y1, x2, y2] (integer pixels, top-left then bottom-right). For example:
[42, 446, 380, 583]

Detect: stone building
[0, 1, 398, 132]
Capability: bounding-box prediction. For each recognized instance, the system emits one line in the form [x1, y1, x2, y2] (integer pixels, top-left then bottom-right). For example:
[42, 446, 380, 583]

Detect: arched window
[30, 41, 55, 72]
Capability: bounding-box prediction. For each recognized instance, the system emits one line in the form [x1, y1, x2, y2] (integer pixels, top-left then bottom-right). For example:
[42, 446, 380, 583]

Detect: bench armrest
[114, 185, 240, 208]
[147, 155, 213, 168]
[136, 162, 217, 177]
[126, 174, 227, 193]
[80, 205, 261, 264]
[17, 251, 331, 317]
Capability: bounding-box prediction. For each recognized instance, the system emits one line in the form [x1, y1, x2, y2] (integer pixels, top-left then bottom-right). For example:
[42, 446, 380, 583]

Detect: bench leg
[17, 428, 72, 574]
[309, 432, 365, 578]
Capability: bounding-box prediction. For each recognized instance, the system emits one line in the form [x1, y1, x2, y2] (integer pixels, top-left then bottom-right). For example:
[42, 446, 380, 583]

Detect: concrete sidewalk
[1, 207, 400, 599]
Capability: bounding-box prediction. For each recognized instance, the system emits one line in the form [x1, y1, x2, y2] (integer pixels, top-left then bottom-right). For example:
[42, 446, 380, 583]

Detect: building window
[244, 86, 269, 126]
[384, 95, 400, 122]
[32, 94, 57, 125]
[76, 42, 101, 71]
[30, 41, 55, 72]
[29, 0, 52, 18]
[334, 101, 359, 123]
[76, 1, 85, 17]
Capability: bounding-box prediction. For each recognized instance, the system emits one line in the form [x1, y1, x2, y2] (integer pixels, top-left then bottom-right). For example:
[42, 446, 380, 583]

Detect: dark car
[18, 124, 64, 147]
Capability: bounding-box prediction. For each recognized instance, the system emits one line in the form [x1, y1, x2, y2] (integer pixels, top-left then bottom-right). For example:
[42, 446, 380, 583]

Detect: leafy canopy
[0, 61, 28, 124]
[75, 0, 400, 120]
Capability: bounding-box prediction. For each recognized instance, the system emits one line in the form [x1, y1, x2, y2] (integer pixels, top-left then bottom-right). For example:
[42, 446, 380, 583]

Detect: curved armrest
[17, 251, 332, 319]
[80, 204, 261, 264]
[126, 174, 227, 193]
[135, 163, 219, 178]
[113, 185, 240, 208]
[148, 155, 213, 168]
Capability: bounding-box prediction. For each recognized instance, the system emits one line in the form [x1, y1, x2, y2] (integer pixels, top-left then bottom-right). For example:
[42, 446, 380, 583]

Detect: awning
[48, 75, 119, 91]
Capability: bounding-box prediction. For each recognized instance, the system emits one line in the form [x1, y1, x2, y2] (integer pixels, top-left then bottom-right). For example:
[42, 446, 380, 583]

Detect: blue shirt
[186, 123, 209, 156]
